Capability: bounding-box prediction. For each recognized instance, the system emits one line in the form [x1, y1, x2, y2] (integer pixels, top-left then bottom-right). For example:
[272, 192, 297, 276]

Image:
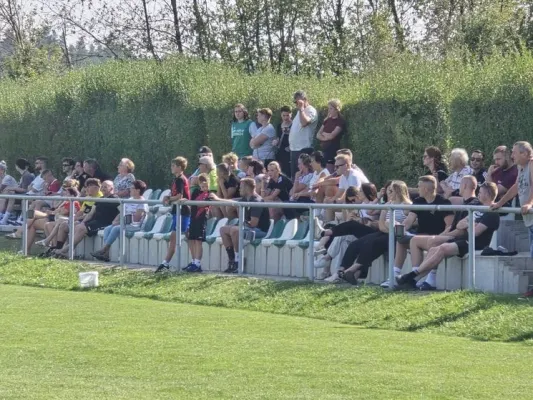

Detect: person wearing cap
[190, 146, 218, 192]
[197, 156, 218, 192]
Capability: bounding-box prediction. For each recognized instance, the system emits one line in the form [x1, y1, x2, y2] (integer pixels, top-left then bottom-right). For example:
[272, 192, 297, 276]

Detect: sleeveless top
[518, 162, 533, 227]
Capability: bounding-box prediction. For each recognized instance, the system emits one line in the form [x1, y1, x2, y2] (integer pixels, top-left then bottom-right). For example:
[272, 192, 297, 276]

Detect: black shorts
[187, 219, 207, 241]
[397, 235, 414, 245]
[85, 220, 109, 237]
[448, 238, 469, 258]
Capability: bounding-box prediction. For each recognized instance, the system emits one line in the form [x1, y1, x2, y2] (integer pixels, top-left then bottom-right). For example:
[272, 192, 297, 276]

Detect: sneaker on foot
[35, 240, 48, 247]
[314, 255, 331, 269]
[182, 262, 195, 271]
[316, 271, 330, 280]
[324, 272, 340, 283]
[223, 261, 238, 273]
[419, 281, 437, 291]
[380, 276, 399, 289]
[185, 264, 202, 273]
[155, 263, 170, 273]
[395, 274, 417, 290]
[518, 289, 533, 300]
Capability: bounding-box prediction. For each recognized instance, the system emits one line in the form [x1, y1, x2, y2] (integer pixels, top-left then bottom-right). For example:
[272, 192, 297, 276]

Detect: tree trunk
[141, 0, 159, 60]
[170, 0, 183, 53]
[388, 0, 405, 51]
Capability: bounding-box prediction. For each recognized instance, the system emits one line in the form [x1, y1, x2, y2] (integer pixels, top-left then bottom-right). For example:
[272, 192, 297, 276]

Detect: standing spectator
[440, 148, 472, 198]
[0, 158, 34, 225]
[182, 174, 211, 273]
[423, 146, 448, 185]
[113, 158, 136, 198]
[155, 157, 191, 272]
[470, 150, 487, 187]
[190, 146, 217, 192]
[316, 99, 346, 173]
[197, 156, 218, 192]
[289, 90, 318, 180]
[212, 178, 270, 273]
[231, 104, 253, 158]
[250, 108, 277, 166]
[273, 105, 292, 177]
[486, 145, 518, 200]
[492, 141, 533, 297]
[91, 180, 149, 262]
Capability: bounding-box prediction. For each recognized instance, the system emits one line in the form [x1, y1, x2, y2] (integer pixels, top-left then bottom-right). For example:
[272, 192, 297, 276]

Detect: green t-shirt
[231, 120, 253, 158]
[190, 168, 218, 193]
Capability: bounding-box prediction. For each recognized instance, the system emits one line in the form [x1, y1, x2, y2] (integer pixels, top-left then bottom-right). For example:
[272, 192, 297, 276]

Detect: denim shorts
[244, 227, 267, 240]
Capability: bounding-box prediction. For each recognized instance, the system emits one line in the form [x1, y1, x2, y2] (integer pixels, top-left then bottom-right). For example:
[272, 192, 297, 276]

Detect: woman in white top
[113, 158, 136, 198]
[249, 108, 277, 166]
[294, 151, 330, 202]
[338, 180, 411, 285]
[440, 148, 472, 198]
[290, 153, 314, 201]
[91, 180, 149, 262]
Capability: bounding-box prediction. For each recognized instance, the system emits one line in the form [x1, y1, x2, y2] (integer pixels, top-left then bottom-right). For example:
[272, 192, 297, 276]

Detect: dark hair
[280, 105, 292, 114]
[85, 178, 101, 187]
[472, 149, 484, 158]
[198, 146, 212, 155]
[311, 151, 326, 168]
[298, 153, 312, 172]
[83, 159, 99, 170]
[240, 177, 256, 190]
[15, 158, 31, 171]
[345, 186, 359, 203]
[425, 146, 447, 171]
[217, 163, 230, 177]
[248, 160, 264, 176]
[36, 156, 48, 164]
[62, 157, 75, 167]
[132, 179, 147, 195]
[361, 183, 378, 201]
[41, 169, 53, 177]
[381, 180, 394, 203]
[65, 187, 79, 197]
[233, 104, 249, 122]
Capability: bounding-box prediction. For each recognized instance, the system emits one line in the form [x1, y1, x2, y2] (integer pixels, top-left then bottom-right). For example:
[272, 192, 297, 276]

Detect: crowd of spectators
[2, 89, 532, 296]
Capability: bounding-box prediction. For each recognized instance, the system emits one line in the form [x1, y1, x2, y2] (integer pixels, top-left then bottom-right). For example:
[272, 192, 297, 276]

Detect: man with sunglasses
[469, 150, 487, 189]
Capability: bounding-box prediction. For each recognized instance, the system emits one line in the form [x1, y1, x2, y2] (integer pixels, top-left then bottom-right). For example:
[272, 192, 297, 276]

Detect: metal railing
[0, 193, 526, 290]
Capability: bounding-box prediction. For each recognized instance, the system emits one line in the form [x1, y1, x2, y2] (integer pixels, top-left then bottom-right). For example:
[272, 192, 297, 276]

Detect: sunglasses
[334, 163, 346, 169]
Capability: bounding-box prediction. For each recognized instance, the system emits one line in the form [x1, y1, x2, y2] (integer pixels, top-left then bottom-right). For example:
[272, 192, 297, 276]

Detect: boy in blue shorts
[155, 156, 191, 272]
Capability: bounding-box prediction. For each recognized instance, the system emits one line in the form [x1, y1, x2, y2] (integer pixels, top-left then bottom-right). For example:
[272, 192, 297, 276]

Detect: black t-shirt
[93, 194, 120, 225]
[412, 194, 453, 235]
[190, 189, 210, 220]
[474, 211, 500, 249]
[276, 123, 291, 153]
[224, 174, 240, 198]
[240, 194, 270, 233]
[75, 172, 89, 190]
[474, 168, 487, 186]
[267, 174, 293, 202]
[171, 174, 191, 216]
[450, 197, 480, 231]
[427, 166, 448, 182]
[93, 169, 113, 183]
[320, 116, 346, 156]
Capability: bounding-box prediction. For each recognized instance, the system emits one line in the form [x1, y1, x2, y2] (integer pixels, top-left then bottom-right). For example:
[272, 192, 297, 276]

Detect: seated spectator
[295, 151, 330, 203]
[182, 174, 211, 273]
[250, 108, 277, 166]
[337, 180, 411, 285]
[190, 146, 217, 191]
[211, 163, 239, 219]
[53, 180, 119, 258]
[25, 187, 81, 255]
[61, 158, 77, 182]
[273, 105, 292, 177]
[155, 157, 191, 272]
[285, 153, 314, 219]
[113, 158, 136, 198]
[0, 158, 35, 225]
[73, 159, 88, 189]
[247, 159, 266, 186]
[84, 158, 112, 184]
[261, 161, 293, 220]
[0, 161, 18, 193]
[324, 153, 369, 222]
[440, 148, 472, 198]
[91, 180, 149, 262]
[223, 152, 246, 179]
[380, 175, 454, 289]
[316, 99, 346, 173]
[211, 178, 270, 273]
[39, 178, 103, 254]
[470, 150, 487, 188]
[407, 175, 480, 288]
[238, 156, 253, 179]
[486, 145, 518, 202]
[396, 182, 500, 290]
[423, 146, 448, 185]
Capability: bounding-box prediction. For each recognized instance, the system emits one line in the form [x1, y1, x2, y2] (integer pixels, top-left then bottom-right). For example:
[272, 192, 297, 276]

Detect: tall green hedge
[0, 55, 532, 189]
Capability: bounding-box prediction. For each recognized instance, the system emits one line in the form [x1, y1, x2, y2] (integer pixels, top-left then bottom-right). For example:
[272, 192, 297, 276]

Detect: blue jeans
[103, 224, 141, 246]
[529, 225, 533, 258]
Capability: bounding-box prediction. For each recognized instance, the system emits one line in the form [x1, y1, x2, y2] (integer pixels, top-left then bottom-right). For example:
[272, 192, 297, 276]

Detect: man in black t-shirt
[382, 176, 454, 288]
[397, 181, 500, 290]
[212, 178, 270, 274]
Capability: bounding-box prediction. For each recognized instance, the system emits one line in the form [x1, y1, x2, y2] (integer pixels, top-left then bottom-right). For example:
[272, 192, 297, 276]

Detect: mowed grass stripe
[0, 285, 532, 399]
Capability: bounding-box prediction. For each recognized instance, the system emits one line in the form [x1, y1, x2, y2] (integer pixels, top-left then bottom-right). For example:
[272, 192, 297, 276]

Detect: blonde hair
[223, 152, 238, 166]
[121, 158, 135, 173]
[390, 180, 412, 204]
[335, 154, 350, 165]
[449, 148, 468, 172]
[328, 98, 342, 113]
[267, 161, 281, 173]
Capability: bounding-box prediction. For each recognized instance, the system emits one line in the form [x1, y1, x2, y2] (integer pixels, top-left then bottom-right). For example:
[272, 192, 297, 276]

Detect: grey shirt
[518, 162, 533, 227]
[252, 123, 276, 162]
[19, 171, 35, 190]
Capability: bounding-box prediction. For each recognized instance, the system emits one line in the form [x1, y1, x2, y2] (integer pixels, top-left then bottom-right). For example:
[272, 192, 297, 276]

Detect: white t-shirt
[252, 123, 276, 161]
[308, 168, 330, 189]
[289, 105, 318, 151]
[2, 174, 17, 187]
[339, 167, 369, 190]
[124, 198, 149, 226]
[28, 174, 45, 195]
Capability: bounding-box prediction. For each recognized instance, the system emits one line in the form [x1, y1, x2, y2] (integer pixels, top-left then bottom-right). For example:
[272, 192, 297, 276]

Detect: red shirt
[62, 201, 81, 214]
[46, 179, 61, 195]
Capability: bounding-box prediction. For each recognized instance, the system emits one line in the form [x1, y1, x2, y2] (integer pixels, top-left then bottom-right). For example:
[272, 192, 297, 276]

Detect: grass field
[1, 284, 532, 400]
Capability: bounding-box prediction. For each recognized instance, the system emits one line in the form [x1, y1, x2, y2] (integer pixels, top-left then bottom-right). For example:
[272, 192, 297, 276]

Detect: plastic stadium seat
[251, 219, 286, 275]
[260, 219, 298, 276]
[204, 218, 228, 271]
[130, 215, 168, 265]
[143, 189, 153, 202]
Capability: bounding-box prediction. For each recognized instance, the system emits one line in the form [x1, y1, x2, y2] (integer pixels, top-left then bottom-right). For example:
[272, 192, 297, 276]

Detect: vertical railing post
[21, 199, 28, 256]
[119, 200, 126, 264]
[307, 206, 315, 280]
[238, 204, 245, 274]
[174, 203, 182, 272]
[68, 200, 75, 260]
[388, 207, 395, 290]
[467, 209, 475, 289]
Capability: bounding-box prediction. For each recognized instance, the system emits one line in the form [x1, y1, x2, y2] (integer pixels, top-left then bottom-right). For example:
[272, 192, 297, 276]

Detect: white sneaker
[35, 240, 48, 247]
[314, 255, 332, 269]
[324, 273, 340, 283]
[314, 248, 327, 256]
[316, 271, 330, 280]
[380, 276, 400, 288]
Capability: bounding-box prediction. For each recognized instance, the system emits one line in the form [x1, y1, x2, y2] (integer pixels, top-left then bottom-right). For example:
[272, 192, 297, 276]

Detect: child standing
[182, 174, 211, 272]
[155, 156, 191, 272]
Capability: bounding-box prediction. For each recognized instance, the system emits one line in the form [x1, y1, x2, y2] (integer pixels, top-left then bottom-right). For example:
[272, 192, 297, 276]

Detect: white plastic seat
[261, 219, 298, 248]
[143, 189, 153, 202]
[260, 219, 298, 276]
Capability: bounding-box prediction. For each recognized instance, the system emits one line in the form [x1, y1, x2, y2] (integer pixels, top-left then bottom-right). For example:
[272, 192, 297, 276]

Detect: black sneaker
[223, 261, 238, 273]
[155, 263, 170, 273]
[395, 274, 417, 290]
[419, 281, 437, 291]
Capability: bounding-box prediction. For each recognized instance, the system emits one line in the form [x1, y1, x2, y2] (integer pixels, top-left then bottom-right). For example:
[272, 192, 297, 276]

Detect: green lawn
[1, 285, 532, 400]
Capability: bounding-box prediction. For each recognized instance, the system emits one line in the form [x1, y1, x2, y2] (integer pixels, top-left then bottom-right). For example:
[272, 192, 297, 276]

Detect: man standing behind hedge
[289, 90, 318, 180]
